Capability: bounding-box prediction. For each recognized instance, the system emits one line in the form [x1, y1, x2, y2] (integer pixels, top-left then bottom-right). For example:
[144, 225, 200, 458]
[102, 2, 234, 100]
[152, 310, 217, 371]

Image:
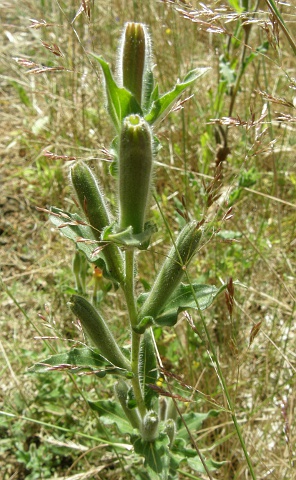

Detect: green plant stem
[124, 249, 146, 418]
[186, 275, 257, 480]
[124, 249, 138, 328]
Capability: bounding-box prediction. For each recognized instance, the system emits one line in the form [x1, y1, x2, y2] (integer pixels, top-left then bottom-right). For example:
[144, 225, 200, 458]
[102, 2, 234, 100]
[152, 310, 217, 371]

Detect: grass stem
[186, 275, 257, 480]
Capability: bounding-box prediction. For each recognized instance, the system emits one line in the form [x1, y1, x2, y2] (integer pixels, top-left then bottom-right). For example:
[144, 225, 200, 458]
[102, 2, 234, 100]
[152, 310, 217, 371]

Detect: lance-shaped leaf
[131, 432, 170, 479]
[175, 410, 220, 440]
[104, 222, 157, 250]
[49, 207, 120, 284]
[88, 399, 135, 435]
[49, 207, 98, 259]
[145, 67, 210, 126]
[28, 347, 129, 378]
[187, 455, 226, 474]
[171, 439, 225, 474]
[151, 283, 227, 327]
[91, 54, 142, 131]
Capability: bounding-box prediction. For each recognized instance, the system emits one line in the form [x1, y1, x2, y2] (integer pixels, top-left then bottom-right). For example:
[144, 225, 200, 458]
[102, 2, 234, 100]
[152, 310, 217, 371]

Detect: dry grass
[1, 1, 295, 479]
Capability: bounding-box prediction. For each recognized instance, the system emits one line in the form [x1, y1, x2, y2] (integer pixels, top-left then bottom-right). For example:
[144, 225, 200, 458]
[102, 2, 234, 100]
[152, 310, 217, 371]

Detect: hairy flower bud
[119, 22, 151, 107]
[138, 221, 202, 321]
[69, 295, 131, 371]
[139, 330, 158, 409]
[119, 114, 153, 234]
[140, 410, 159, 442]
[115, 379, 141, 429]
[164, 419, 176, 448]
[71, 162, 124, 284]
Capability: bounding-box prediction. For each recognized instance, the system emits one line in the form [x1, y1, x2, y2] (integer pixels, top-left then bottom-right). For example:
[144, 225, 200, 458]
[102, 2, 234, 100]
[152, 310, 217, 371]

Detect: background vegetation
[0, 0, 295, 478]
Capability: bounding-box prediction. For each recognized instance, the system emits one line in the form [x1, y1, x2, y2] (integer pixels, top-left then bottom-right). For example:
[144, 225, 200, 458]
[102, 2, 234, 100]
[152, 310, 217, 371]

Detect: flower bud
[140, 410, 159, 442]
[69, 295, 131, 371]
[71, 162, 124, 284]
[139, 330, 158, 409]
[119, 115, 153, 234]
[119, 22, 151, 106]
[164, 419, 176, 448]
[115, 379, 141, 429]
[138, 221, 202, 321]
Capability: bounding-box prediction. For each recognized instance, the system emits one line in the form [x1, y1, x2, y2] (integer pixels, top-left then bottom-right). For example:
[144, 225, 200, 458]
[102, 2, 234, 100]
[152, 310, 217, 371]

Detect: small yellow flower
[156, 377, 164, 387]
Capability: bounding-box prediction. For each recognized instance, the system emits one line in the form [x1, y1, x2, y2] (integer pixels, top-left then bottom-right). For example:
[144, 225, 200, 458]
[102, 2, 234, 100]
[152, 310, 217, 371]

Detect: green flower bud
[69, 295, 131, 371]
[71, 162, 124, 284]
[166, 398, 178, 421]
[119, 115, 153, 234]
[159, 397, 167, 421]
[140, 410, 159, 442]
[115, 379, 141, 429]
[139, 330, 158, 410]
[119, 22, 151, 107]
[164, 419, 176, 448]
[72, 250, 87, 293]
[138, 221, 202, 321]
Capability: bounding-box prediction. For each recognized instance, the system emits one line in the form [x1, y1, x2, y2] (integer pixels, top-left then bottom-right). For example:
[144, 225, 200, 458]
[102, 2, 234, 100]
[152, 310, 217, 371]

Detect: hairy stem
[124, 249, 146, 417]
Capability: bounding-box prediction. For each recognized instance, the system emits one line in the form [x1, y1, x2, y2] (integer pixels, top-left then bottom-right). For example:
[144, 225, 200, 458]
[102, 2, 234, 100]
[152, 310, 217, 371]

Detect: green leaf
[49, 207, 99, 260]
[90, 54, 142, 131]
[227, 0, 243, 12]
[88, 399, 134, 435]
[10, 81, 32, 107]
[104, 222, 157, 250]
[187, 456, 226, 473]
[28, 347, 126, 377]
[172, 441, 225, 473]
[49, 207, 119, 283]
[142, 69, 155, 114]
[219, 57, 236, 87]
[145, 68, 210, 126]
[139, 283, 226, 327]
[131, 432, 170, 479]
[242, 41, 269, 73]
[176, 410, 220, 440]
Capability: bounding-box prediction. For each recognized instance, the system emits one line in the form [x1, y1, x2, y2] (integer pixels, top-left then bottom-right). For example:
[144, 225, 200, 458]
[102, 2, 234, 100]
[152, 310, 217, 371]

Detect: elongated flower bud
[69, 295, 131, 371]
[166, 398, 178, 421]
[72, 251, 86, 294]
[139, 330, 158, 410]
[140, 410, 159, 442]
[119, 115, 153, 234]
[138, 221, 202, 321]
[119, 22, 151, 107]
[159, 397, 167, 421]
[115, 379, 141, 429]
[71, 162, 124, 284]
[164, 419, 176, 448]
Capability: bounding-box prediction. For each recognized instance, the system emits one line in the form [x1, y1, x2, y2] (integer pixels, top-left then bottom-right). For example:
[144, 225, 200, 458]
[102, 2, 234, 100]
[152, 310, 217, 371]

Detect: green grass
[1, 1, 295, 479]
